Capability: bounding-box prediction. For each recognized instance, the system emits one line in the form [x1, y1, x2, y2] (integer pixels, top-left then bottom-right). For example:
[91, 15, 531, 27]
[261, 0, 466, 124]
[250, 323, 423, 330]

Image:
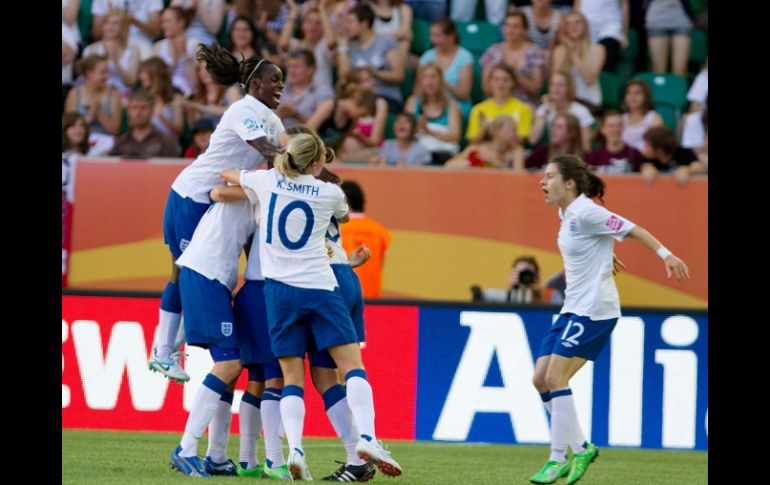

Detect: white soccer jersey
[557, 194, 636, 320]
[172, 95, 284, 203]
[244, 224, 265, 281]
[326, 216, 350, 265]
[240, 168, 349, 291]
[175, 198, 258, 291]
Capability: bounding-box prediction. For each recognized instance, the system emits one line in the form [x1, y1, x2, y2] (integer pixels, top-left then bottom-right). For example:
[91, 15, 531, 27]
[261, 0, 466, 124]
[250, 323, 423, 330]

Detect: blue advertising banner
[415, 307, 707, 451]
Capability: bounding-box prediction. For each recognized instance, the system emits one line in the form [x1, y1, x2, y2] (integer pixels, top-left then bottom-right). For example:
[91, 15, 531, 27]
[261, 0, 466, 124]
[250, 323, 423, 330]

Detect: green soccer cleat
[529, 459, 570, 484]
[262, 462, 293, 481]
[566, 443, 599, 484]
[236, 461, 263, 478]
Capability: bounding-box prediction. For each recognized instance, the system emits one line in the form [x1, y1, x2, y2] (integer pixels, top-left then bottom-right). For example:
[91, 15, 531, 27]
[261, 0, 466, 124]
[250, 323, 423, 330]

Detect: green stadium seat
[599, 71, 622, 109]
[401, 67, 415, 101]
[654, 104, 679, 131]
[455, 21, 502, 57]
[217, 15, 230, 47]
[78, 0, 94, 45]
[411, 18, 432, 56]
[384, 111, 397, 139]
[621, 28, 639, 61]
[689, 28, 707, 66]
[471, 60, 485, 104]
[633, 72, 689, 111]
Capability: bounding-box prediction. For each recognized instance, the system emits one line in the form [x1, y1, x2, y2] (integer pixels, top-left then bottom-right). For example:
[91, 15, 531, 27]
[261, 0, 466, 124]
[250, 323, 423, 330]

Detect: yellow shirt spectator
[466, 97, 533, 142]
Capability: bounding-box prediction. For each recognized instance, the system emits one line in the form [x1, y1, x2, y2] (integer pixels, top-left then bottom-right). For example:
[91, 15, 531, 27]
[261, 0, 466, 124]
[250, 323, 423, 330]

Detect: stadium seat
[633, 72, 689, 111]
[455, 21, 502, 57]
[654, 103, 679, 131]
[599, 71, 622, 109]
[384, 111, 397, 139]
[401, 67, 415, 101]
[689, 28, 708, 66]
[411, 18, 432, 56]
[622, 28, 639, 62]
[471, 59, 485, 104]
[78, 0, 94, 45]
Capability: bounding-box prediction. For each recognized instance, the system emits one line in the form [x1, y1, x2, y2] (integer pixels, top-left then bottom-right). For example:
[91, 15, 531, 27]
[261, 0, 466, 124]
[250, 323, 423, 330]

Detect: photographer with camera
[471, 255, 561, 305]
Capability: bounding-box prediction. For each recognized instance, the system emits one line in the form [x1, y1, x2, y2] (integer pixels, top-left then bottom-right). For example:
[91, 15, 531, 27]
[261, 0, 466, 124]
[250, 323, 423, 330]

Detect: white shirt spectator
[687, 68, 708, 105]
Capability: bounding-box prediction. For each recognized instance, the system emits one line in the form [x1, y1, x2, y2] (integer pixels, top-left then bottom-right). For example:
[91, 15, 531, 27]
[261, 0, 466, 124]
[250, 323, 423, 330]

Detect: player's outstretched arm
[210, 184, 248, 202]
[248, 136, 285, 162]
[626, 226, 690, 281]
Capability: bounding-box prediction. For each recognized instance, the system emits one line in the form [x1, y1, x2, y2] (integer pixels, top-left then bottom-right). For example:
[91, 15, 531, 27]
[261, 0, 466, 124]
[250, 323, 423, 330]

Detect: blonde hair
[105, 8, 130, 46]
[274, 132, 326, 178]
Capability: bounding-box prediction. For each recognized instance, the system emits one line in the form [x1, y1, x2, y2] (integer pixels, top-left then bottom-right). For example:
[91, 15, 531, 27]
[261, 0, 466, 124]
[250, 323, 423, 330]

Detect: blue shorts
[234, 280, 278, 366]
[537, 313, 618, 361]
[264, 279, 358, 359]
[163, 189, 210, 259]
[331, 264, 366, 342]
[179, 267, 240, 357]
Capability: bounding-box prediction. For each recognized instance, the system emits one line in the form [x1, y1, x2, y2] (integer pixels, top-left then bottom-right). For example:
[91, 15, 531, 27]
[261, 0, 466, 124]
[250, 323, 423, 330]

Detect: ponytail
[197, 43, 270, 90]
[550, 155, 606, 203]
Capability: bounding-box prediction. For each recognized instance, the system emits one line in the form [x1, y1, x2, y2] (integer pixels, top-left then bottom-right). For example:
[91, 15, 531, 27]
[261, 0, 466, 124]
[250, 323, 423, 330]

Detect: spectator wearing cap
[111, 89, 181, 158]
[183, 118, 216, 159]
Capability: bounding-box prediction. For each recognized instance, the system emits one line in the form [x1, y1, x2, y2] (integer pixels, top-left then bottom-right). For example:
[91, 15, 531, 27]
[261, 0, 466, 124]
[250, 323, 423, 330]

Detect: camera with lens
[518, 268, 536, 286]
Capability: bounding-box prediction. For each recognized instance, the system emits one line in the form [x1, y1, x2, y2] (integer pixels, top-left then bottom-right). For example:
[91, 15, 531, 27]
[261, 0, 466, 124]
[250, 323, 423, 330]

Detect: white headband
[241, 58, 266, 91]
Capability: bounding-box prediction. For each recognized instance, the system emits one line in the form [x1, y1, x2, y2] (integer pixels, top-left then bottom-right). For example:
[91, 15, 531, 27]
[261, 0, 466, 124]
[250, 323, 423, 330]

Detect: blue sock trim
[262, 387, 283, 401]
[242, 391, 261, 408]
[160, 281, 182, 313]
[220, 391, 234, 405]
[540, 392, 552, 403]
[344, 369, 368, 382]
[202, 374, 227, 395]
[550, 388, 573, 399]
[322, 384, 346, 411]
[293, 447, 304, 456]
[266, 459, 274, 468]
[281, 385, 304, 399]
[361, 434, 372, 442]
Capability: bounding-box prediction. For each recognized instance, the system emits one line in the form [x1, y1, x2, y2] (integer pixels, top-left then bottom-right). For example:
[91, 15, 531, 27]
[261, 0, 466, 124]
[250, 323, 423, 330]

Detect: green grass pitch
[62, 429, 707, 484]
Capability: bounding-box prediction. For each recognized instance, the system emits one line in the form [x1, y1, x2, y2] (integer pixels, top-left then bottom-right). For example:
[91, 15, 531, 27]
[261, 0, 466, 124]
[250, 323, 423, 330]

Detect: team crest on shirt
[180, 239, 190, 252]
[221, 321, 233, 337]
[243, 118, 258, 131]
[605, 215, 624, 232]
[569, 218, 578, 234]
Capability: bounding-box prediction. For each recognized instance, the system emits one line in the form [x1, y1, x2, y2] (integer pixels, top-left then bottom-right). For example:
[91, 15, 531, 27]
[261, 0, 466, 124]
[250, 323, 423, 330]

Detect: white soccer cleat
[355, 436, 402, 477]
[287, 448, 313, 481]
[148, 348, 190, 383]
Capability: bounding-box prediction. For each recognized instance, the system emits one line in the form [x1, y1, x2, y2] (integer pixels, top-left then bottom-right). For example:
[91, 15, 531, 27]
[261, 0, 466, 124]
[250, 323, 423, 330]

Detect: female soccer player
[149, 43, 285, 383]
[221, 132, 402, 481]
[530, 155, 689, 485]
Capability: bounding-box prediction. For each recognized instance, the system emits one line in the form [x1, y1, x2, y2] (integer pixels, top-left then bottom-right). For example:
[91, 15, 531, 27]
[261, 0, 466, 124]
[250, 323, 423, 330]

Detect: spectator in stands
[405, 62, 462, 165]
[316, 81, 377, 153]
[184, 59, 240, 128]
[138, 57, 185, 137]
[447, 115, 524, 169]
[680, 96, 707, 169]
[575, 0, 628, 73]
[153, 6, 198, 97]
[183, 118, 216, 159]
[450, 0, 507, 26]
[551, 11, 605, 112]
[234, 0, 290, 53]
[64, 55, 122, 156]
[470, 255, 561, 305]
[638, 125, 704, 184]
[62, 1, 81, 105]
[279, 1, 336, 90]
[466, 64, 533, 142]
[315, 0, 358, 46]
[277, 49, 336, 130]
[110, 89, 181, 158]
[686, 60, 707, 113]
[337, 68, 390, 162]
[228, 15, 278, 69]
[620, 79, 663, 152]
[170, 0, 226, 46]
[519, 0, 562, 57]
[371, 112, 431, 166]
[526, 113, 584, 170]
[418, 16, 474, 118]
[339, 181, 392, 299]
[404, 0, 446, 23]
[587, 109, 641, 173]
[91, 0, 163, 60]
[371, 0, 414, 58]
[337, 3, 406, 113]
[645, 0, 693, 76]
[62, 113, 91, 156]
[480, 11, 545, 106]
[529, 71, 595, 153]
[83, 9, 142, 100]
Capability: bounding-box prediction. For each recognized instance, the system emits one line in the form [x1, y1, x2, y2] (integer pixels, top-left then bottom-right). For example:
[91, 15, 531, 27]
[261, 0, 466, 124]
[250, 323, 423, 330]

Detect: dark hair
[395, 111, 417, 136]
[512, 255, 539, 274]
[550, 154, 606, 202]
[431, 16, 458, 44]
[595, 108, 622, 146]
[643, 126, 677, 155]
[341, 181, 365, 212]
[197, 43, 274, 92]
[548, 113, 583, 160]
[77, 54, 107, 77]
[62, 112, 90, 154]
[164, 6, 193, 29]
[228, 16, 264, 58]
[624, 79, 654, 113]
[490, 63, 518, 87]
[504, 10, 529, 31]
[128, 88, 154, 105]
[288, 48, 316, 69]
[139, 57, 175, 103]
[350, 3, 375, 28]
